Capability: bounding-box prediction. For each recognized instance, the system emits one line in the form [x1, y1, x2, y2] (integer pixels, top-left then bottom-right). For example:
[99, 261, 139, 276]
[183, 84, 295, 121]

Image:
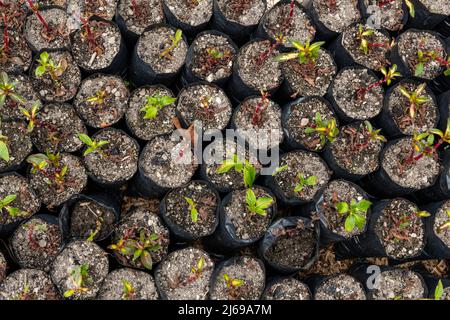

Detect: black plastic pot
[407, 0, 449, 30]
[258, 216, 319, 274]
[359, 0, 409, 32]
[420, 200, 450, 259]
[306, 273, 368, 299]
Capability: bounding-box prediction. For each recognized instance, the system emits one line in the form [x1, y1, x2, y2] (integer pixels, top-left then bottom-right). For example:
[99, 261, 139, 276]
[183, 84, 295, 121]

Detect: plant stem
[377, 0, 395, 7]
[357, 77, 386, 97]
[80, 18, 96, 51]
[289, 0, 295, 17]
[27, 0, 50, 31]
[413, 138, 444, 162]
[252, 93, 269, 125]
[256, 37, 283, 65]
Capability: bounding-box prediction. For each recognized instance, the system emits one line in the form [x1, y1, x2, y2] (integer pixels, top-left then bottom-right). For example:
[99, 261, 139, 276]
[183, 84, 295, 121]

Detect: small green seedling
[19, 101, 41, 133]
[63, 264, 91, 298]
[434, 280, 444, 300]
[273, 39, 325, 65]
[0, 71, 25, 108]
[398, 83, 429, 119]
[245, 189, 273, 217]
[357, 24, 374, 54]
[0, 194, 23, 218]
[364, 121, 387, 143]
[27, 152, 69, 185]
[0, 132, 9, 162]
[357, 64, 401, 97]
[271, 164, 288, 176]
[415, 49, 450, 77]
[304, 112, 339, 148]
[78, 133, 109, 156]
[223, 273, 244, 288]
[34, 51, 66, 81]
[191, 256, 205, 277]
[160, 29, 183, 59]
[335, 199, 372, 232]
[294, 173, 317, 193]
[140, 92, 176, 120]
[216, 153, 244, 174]
[206, 48, 224, 59]
[86, 217, 103, 242]
[184, 197, 199, 223]
[85, 90, 106, 107]
[121, 279, 136, 300]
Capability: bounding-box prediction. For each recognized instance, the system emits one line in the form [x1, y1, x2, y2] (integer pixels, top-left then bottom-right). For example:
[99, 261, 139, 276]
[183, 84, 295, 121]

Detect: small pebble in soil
[314, 274, 367, 300]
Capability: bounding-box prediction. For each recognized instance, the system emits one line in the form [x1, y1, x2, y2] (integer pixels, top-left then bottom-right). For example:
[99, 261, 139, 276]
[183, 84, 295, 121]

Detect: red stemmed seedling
[27, 0, 50, 31]
[357, 64, 401, 98]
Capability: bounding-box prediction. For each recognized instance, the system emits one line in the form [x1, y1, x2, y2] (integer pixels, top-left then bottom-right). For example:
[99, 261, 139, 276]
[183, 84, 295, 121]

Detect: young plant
[186, 256, 205, 284]
[364, 120, 387, 143]
[357, 64, 401, 98]
[357, 24, 395, 54]
[304, 112, 339, 148]
[251, 90, 270, 125]
[15, 281, 35, 300]
[206, 48, 224, 60]
[415, 49, 450, 77]
[271, 164, 288, 176]
[79, 17, 101, 53]
[389, 210, 430, 241]
[434, 280, 444, 300]
[85, 90, 107, 108]
[335, 199, 372, 232]
[273, 39, 325, 65]
[160, 29, 183, 59]
[223, 273, 244, 289]
[294, 173, 317, 193]
[78, 133, 109, 156]
[34, 51, 67, 83]
[0, 194, 23, 218]
[0, 132, 9, 162]
[121, 279, 136, 300]
[63, 264, 92, 298]
[184, 197, 199, 223]
[216, 153, 244, 174]
[256, 33, 285, 65]
[86, 217, 103, 242]
[245, 188, 273, 217]
[0, 71, 26, 108]
[26, 0, 50, 32]
[398, 83, 429, 119]
[140, 92, 176, 120]
[27, 152, 69, 186]
[19, 101, 41, 133]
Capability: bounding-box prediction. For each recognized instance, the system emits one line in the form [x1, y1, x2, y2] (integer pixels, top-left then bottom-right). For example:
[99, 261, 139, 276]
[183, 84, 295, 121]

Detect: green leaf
[355, 199, 372, 213]
[2, 194, 17, 206]
[191, 208, 199, 222]
[256, 197, 273, 210]
[435, 280, 444, 300]
[83, 147, 95, 156]
[336, 202, 349, 214]
[243, 163, 256, 188]
[97, 140, 109, 147]
[246, 189, 257, 208]
[273, 52, 299, 62]
[132, 249, 142, 261]
[353, 213, 366, 231]
[414, 63, 424, 77]
[272, 165, 288, 176]
[6, 207, 20, 217]
[63, 290, 75, 298]
[345, 214, 356, 232]
[405, 0, 415, 18]
[140, 250, 153, 270]
[35, 65, 46, 77]
[305, 175, 318, 186]
[0, 141, 9, 162]
[78, 133, 93, 146]
[143, 105, 158, 119]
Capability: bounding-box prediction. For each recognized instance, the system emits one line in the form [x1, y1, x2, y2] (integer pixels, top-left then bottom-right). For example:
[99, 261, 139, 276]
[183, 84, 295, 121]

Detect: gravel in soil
[97, 268, 159, 300]
[24, 7, 73, 52]
[0, 121, 33, 172]
[164, 0, 213, 26]
[341, 24, 391, 70]
[118, 0, 165, 35]
[31, 103, 87, 153]
[263, 278, 311, 300]
[0, 269, 59, 300]
[51, 240, 109, 300]
[111, 208, 170, 269]
[69, 199, 116, 241]
[397, 30, 445, 80]
[0, 28, 32, 73]
[312, 0, 361, 33]
[236, 40, 282, 92]
[0, 1, 28, 32]
[137, 25, 188, 74]
[28, 153, 88, 208]
[375, 198, 425, 260]
[317, 180, 369, 238]
[433, 200, 450, 248]
[83, 128, 139, 184]
[282, 48, 336, 98]
[331, 67, 383, 120]
[74, 74, 129, 128]
[362, 0, 404, 31]
[224, 186, 275, 241]
[370, 269, 425, 300]
[217, 0, 266, 26]
[210, 256, 265, 300]
[31, 50, 81, 103]
[273, 150, 331, 202]
[189, 33, 236, 83]
[330, 121, 384, 175]
[155, 247, 214, 300]
[177, 83, 232, 131]
[71, 20, 121, 71]
[419, 0, 450, 15]
[0, 173, 40, 225]
[140, 135, 198, 188]
[126, 85, 176, 141]
[67, 0, 118, 20]
[387, 81, 438, 135]
[11, 217, 62, 271]
[0, 251, 6, 283]
[284, 97, 336, 151]
[314, 274, 367, 300]
[164, 181, 218, 238]
[234, 96, 283, 150]
[381, 137, 440, 190]
[263, 2, 315, 47]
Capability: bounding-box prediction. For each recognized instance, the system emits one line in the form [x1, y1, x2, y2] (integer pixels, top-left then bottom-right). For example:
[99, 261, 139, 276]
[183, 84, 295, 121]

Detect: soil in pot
[74, 74, 129, 128]
[381, 137, 440, 190]
[71, 19, 122, 72]
[31, 103, 87, 153]
[0, 173, 40, 226]
[341, 24, 391, 71]
[374, 198, 426, 259]
[328, 121, 385, 176]
[117, 0, 165, 36]
[164, 0, 213, 27]
[67, 0, 117, 20]
[126, 85, 176, 141]
[386, 81, 438, 135]
[316, 179, 371, 239]
[24, 7, 74, 52]
[418, 0, 450, 15]
[0, 1, 28, 32]
[155, 247, 214, 300]
[262, 277, 311, 300]
[69, 199, 116, 241]
[51, 240, 109, 300]
[262, 1, 315, 47]
[0, 269, 59, 300]
[314, 274, 367, 300]
[0, 250, 6, 283]
[97, 267, 159, 300]
[109, 208, 170, 270]
[163, 180, 219, 239]
[370, 269, 426, 300]
[362, 0, 405, 32]
[281, 47, 336, 98]
[216, 0, 266, 27]
[283, 96, 337, 152]
[139, 134, 198, 189]
[28, 153, 88, 208]
[177, 83, 232, 132]
[330, 67, 384, 120]
[0, 27, 32, 73]
[311, 0, 361, 34]
[433, 200, 450, 249]
[30, 50, 81, 103]
[396, 30, 446, 80]
[186, 32, 236, 83]
[10, 216, 62, 271]
[271, 150, 331, 203]
[82, 128, 139, 185]
[210, 256, 265, 300]
[0, 121, 33, 173]
[233, 96, 283, 150]
[39, 0, 68, 7]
